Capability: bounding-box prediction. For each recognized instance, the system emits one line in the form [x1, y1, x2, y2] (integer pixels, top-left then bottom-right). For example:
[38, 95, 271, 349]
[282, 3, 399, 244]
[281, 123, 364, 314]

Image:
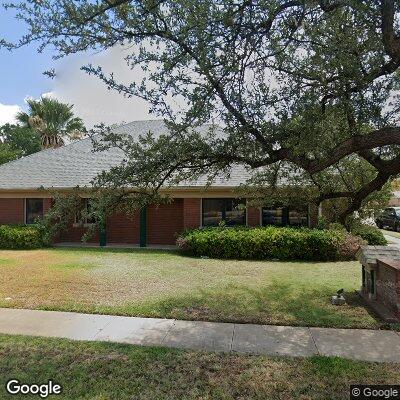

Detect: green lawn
[0, 334, 399, 400]
[0, 247, 381, 329]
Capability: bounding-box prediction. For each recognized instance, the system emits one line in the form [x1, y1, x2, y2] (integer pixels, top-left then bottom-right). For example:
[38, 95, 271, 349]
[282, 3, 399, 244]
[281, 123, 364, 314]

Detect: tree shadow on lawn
[126, 281, 382, 329]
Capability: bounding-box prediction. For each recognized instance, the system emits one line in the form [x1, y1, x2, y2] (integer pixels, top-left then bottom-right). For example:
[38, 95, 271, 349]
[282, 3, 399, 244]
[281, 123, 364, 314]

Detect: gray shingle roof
[0, 120, 251, 190]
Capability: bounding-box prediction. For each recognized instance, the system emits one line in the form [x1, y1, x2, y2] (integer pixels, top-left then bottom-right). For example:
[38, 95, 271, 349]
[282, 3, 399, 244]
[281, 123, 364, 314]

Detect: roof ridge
[0, 120, 243, 191]
[0, 120, 166, 170]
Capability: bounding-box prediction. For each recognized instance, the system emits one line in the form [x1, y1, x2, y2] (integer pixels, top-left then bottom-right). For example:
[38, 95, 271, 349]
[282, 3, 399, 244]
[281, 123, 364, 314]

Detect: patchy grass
[0, 334, 399, 400]
[382, 229, 400, 239]
[0, 247, 381, 329]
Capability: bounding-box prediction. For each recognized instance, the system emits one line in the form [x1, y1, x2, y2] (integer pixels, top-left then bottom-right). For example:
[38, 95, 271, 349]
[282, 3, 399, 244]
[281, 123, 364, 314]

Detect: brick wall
[58, 221, 99, 243]
[376, 260, 400, 316]
[44, 199, 62, 244]
[0, 195, 325, 244]
[107, 211, 140, 244]
[0, 197, 53, 225]
[43, 198, 52, 214]
[147, 199, 184, 245]
[183, 198, 201, 230]
[0, 198, 24, 224]
[309, 204, 319, 228]
[41, 198, 184, 245]
[247, 206, 261, 227]
[40, 198, 98, 244]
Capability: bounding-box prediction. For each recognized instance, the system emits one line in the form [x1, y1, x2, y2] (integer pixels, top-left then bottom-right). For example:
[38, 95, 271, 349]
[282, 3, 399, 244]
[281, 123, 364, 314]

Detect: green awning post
[99, 219, 107, 247]
[140, 207, 147, 247]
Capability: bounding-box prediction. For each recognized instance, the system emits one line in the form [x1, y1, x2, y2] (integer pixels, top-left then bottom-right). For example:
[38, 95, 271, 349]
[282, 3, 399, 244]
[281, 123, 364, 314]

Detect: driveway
[384, 234, 400, 249]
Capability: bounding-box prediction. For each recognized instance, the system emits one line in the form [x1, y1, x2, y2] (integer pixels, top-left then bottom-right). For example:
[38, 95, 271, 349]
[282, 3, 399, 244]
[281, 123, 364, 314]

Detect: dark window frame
[262, 205, 309, 227]
[201, 198, 247, 227]
[25, 198, 44, 225]
[74, 199, 96, 227]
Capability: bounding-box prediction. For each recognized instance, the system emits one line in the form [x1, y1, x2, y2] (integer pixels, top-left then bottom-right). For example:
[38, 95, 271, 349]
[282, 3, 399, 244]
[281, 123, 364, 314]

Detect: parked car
[375, 207, 400, 231]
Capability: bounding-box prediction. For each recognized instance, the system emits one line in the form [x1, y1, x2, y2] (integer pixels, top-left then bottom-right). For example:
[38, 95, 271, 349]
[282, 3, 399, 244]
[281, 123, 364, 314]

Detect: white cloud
[0, 103, 21, 125]
[51, 46, 153, 128]
[41, 92, 55, 98]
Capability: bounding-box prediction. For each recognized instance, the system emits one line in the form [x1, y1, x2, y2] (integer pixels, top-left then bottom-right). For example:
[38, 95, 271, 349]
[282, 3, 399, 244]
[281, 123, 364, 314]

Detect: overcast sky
[50, 46, 153, 128]
[0, 10, 154, 128]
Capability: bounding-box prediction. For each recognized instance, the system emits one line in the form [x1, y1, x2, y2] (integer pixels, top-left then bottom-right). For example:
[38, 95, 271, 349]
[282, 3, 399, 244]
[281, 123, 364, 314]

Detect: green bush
[0, 225, 47, 249]
[328, 222, 347, 232]
[316, 217, 328, 230]
[176, 226, 365, 261]
[350, 224, 387, 246]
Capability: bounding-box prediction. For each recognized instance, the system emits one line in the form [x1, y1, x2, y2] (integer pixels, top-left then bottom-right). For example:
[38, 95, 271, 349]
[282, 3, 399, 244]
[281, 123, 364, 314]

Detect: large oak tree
[3, 0, 400, 223]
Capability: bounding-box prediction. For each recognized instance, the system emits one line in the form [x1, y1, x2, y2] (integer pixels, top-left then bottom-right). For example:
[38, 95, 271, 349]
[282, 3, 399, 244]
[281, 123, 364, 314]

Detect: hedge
[0, 225, 47, 249]
[176, 226, 365, 261]
[350, 224, 387, 246]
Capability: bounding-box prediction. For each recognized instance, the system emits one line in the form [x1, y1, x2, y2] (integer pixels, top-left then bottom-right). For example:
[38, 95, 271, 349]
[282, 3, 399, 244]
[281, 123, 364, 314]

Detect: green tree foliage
[16, 97, 85, 149]
[2, 1, 400, 223]
[0, 123, 41, 157]
[0, 143, 21, 165]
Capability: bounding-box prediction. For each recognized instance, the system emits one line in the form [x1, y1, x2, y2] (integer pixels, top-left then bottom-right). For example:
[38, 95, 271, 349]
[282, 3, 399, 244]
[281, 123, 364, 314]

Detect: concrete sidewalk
[1, 308, 400, 363]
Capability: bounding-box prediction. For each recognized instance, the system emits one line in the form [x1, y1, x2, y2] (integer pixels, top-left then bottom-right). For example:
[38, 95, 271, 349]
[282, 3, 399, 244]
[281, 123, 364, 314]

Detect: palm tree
[16, 97, 85, 149]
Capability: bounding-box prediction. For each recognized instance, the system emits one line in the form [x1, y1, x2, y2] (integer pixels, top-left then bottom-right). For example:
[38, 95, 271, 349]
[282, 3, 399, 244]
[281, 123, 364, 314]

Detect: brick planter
[358, 246, 400, 322]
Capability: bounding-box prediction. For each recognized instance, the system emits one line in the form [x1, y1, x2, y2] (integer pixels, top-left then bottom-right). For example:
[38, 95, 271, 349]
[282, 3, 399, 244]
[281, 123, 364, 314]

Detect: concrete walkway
[1, 308, 400, 363]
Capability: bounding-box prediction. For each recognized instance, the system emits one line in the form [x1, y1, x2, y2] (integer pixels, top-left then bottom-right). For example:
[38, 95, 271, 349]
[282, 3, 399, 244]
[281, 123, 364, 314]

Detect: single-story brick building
[0, 120, 314, 247]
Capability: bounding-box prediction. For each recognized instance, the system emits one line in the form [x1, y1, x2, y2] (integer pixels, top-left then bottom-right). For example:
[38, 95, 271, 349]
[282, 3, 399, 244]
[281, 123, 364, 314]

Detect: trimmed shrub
[328, 222, 347, 232]
[177, 226, 365, 261]
[0, 225, 46, 249]
[350, 224, 387, 246]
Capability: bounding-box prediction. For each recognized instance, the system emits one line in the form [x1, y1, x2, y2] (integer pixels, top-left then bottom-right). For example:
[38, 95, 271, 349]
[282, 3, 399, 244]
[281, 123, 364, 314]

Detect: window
[262, 205, 309, 227]
[288, 207, 309, 227]
[25, 199, 44, 224]
[225, 199, 246, 226]
[262, 207, 285, 226]
[202, 198, 246, 227]
[384, 208, 395, 217]
[74, 199, 96, 226]
[202, 199, 223, 226]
